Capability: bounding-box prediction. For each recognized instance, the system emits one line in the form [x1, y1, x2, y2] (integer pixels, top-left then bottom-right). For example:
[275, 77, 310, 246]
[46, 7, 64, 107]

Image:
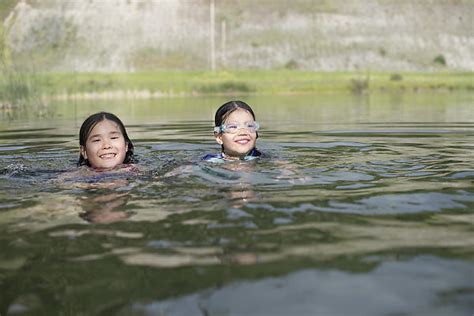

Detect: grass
[0, 0, 19, 22]
[1, 70, 473, 102]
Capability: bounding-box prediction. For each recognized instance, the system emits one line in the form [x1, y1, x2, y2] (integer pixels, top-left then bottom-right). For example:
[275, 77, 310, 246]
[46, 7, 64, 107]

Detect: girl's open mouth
[235, 138, 250, 145]
[100, 153, 117, 159]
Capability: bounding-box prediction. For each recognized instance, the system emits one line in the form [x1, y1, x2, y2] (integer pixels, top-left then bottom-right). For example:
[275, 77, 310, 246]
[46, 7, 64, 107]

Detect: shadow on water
[0, 93, 473, 315]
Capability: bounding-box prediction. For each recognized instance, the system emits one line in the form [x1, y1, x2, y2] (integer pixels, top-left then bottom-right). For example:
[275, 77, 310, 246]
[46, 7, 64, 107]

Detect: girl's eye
[91, 139, 100, 143]
[226, 124, 238, 130]
[111, 136, 119, 140]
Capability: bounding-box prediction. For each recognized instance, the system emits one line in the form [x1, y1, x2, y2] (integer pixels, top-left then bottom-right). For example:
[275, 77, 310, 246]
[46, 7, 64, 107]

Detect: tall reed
[1, 21, 45, 107]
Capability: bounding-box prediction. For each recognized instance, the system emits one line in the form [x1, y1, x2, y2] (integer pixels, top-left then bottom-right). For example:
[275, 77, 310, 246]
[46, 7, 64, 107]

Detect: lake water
[1, 93, 473, 315]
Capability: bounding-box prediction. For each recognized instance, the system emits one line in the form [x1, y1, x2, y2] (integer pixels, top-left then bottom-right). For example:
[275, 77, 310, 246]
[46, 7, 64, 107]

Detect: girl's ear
[80, 146, 87, 159]
[214, 133, 223, 145]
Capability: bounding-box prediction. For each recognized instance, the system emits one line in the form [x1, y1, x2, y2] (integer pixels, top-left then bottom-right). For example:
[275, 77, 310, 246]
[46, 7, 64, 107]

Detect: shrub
[284, 59, 299, 70]
[433, 54, 446, 66]
[196, 81, 255, 94]
[390, 73, 403, 81]
[350, 78, 368, 94]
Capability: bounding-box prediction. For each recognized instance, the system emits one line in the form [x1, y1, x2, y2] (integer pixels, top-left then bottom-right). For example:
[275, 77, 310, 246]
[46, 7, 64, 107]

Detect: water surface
[1, 93, 473, 315]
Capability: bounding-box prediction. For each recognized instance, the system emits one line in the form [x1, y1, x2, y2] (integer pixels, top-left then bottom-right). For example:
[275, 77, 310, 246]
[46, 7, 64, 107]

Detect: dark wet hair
[78, 112, 135, 167]
[214, 100, 256, 128]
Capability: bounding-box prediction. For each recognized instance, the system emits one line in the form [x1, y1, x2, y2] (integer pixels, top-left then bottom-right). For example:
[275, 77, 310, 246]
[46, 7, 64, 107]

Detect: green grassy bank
[1, 70, 473, 103]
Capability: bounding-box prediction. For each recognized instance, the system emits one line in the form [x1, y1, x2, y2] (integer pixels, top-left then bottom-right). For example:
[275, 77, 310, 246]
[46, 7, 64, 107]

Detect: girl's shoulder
[247, 148, 262, 158]
[202, 153, 225, 163]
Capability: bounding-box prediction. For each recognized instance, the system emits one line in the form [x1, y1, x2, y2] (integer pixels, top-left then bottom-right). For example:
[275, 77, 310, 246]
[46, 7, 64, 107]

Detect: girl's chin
[231, 145, 254, 152]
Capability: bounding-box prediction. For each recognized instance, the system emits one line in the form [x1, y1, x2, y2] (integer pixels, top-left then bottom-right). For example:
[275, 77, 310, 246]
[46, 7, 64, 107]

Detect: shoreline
[1, 70, 473, 103]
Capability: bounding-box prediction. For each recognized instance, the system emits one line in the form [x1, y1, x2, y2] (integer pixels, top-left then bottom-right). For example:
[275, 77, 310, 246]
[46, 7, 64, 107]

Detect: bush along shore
[1, 70, 473, 104]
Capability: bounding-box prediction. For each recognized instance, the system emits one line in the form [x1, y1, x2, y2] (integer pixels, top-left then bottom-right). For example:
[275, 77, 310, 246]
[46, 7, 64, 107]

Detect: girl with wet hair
[78, 112, 135, 170]
[203, 100, 261, 162]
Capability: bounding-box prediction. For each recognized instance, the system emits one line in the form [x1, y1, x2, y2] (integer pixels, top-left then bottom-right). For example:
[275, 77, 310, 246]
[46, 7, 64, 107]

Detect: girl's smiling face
[80, 119, 128, 170]
[215, 108, 257, 159]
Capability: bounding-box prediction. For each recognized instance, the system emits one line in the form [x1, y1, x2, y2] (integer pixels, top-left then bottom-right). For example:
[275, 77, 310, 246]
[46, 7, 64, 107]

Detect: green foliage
[196, 81, 255, 94]
[284, 60, 299, 70]
[433, 54, 447, 66]
[0, 25, 31, 104]
[390, 73, 403, 81]
[350, 77, 369, 94]
[4, 70, 471, 100]
[0, 24, 9, 67]
[78, 79, 115, 91]
[0, 19, 44, 106]
[0, 65, 44, 106]
[0, 0, 19, 22]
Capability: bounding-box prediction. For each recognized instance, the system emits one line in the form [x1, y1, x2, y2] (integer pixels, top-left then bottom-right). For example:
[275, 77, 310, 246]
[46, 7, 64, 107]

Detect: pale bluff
[2, 0, 473, 72]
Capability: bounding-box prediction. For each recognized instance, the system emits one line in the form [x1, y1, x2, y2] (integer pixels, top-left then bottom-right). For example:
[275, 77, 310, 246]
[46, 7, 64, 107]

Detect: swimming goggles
[214, 121, 260, 134]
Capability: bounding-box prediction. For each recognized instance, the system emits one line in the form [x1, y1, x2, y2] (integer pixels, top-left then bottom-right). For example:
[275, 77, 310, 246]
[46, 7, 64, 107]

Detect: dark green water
[1, 93, 473, 315]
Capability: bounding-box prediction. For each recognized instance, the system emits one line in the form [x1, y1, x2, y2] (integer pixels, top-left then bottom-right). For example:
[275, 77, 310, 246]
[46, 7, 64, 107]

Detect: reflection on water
[123, 256, 474, 316]
[79, 192, 132, 223]
[0, 94, 473, 315]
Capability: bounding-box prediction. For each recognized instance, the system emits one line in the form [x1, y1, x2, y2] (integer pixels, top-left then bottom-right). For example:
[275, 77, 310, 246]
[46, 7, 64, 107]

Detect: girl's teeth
[101, 153, 116, 159]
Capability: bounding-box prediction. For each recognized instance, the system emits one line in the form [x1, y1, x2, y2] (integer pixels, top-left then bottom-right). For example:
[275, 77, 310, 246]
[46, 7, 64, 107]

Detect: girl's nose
[102, 141, 112, 149]
[237, 127, 249, 135]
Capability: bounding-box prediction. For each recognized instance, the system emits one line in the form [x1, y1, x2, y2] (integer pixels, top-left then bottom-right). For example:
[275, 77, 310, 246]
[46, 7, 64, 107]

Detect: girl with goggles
[203, 100, 262, 162]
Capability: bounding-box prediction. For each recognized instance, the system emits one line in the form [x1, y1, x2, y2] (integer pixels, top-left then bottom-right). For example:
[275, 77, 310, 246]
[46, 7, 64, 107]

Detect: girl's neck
[90, 163, 127, 172]
[221, 152, 244, 161]
[222, 148, 257, 161]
